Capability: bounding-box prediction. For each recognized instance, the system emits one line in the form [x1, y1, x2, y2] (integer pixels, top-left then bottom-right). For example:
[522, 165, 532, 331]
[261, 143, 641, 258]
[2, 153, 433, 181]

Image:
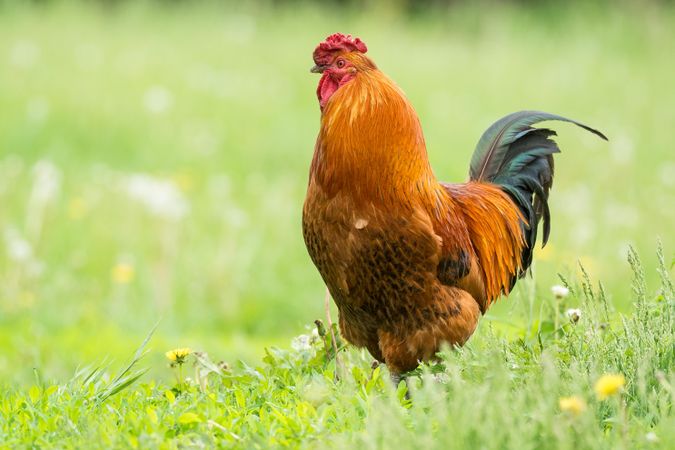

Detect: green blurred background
[0, 0, 673, 384]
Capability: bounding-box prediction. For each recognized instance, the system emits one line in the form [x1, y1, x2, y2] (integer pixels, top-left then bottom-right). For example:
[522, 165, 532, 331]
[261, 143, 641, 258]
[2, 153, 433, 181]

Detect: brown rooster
[302, 33, 606, 381]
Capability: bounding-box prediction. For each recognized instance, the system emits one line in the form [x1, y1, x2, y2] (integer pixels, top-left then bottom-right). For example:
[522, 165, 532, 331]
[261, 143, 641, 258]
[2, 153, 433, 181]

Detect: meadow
[0, 1, 673, 447]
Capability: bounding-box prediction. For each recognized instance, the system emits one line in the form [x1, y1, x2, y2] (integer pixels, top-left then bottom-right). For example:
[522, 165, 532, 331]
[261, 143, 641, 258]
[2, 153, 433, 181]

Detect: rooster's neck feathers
[311, 69, 441, 208]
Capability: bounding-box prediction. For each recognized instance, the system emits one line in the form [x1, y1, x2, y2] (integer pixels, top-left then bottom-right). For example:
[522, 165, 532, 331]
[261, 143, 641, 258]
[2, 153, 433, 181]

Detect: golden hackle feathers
[311, 52, 436, 209]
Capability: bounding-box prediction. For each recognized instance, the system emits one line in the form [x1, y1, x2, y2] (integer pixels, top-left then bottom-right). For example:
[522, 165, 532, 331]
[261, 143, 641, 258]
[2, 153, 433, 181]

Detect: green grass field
[0, 1, 674, 447]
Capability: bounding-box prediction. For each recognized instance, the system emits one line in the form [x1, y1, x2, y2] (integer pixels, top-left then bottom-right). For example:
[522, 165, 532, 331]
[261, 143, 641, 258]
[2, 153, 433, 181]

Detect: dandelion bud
[314, 319, 327, 337]
[566, 308, 582, 323]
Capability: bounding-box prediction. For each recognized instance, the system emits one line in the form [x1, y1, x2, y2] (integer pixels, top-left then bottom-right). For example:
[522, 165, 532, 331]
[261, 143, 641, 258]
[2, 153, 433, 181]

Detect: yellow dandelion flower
[165, 348, 192, 365]
[68, 197, 87, 220]
[172, 173, 194, 192]
[559, 396, 587, 416]
[594, 374, 625, 400]
[21, 291, 36, 307]
[111, 263, 134, 284]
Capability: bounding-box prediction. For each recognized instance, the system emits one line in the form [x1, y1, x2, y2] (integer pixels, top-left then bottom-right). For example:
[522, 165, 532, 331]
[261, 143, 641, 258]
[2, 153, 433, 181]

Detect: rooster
[302, 33, 606, 381]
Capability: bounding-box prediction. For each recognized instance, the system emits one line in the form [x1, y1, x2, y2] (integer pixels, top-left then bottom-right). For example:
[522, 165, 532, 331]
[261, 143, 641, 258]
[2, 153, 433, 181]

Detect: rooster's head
[311, 33, 375, 109]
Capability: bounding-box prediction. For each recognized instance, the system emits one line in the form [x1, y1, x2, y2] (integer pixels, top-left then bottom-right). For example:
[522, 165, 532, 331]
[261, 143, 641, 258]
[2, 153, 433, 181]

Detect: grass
[1, 245, 673, 448]
[0, 1, 673, 447]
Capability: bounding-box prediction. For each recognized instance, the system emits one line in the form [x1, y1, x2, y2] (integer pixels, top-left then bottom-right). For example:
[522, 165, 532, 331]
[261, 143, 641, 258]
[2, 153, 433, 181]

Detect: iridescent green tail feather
[469, 110, 607, 272]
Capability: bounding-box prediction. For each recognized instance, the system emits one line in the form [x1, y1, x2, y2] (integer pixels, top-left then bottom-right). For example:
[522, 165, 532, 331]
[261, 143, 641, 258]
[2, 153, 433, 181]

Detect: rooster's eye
[336, 59, 345, 68]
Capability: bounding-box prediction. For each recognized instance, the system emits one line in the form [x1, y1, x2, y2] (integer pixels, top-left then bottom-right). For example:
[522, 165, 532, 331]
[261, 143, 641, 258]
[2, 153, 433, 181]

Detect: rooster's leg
[390, 371, 404, 387]
[390, 372, 411, 400]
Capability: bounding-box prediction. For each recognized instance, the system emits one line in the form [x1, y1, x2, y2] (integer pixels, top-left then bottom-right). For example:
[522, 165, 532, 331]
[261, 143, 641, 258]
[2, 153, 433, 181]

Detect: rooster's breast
[302, 185, 445, 343]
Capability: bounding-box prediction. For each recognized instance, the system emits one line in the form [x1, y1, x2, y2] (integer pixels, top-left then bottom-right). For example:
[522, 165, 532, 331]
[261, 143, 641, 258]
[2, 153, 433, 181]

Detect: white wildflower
[566, 308, 582, 324]
[30, 160, 61, 205]
[551, 285, 570, 299]
[10, 40, 40, 69]
[27, 160, 61, 239]
[26, 97, 50, 123]
[143, 86, 173, 114]
[3, 228, 43, 278]
[433, 372, 450, 384]
[291, 334, 312, 352]
[124, 174, 189, 220]
[4, 228, 33, 262]
[645, 432, 659, 443]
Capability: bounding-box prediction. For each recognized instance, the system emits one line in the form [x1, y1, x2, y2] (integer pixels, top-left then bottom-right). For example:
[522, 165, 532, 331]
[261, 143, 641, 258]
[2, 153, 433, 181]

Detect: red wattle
[317, 73, 339, 109]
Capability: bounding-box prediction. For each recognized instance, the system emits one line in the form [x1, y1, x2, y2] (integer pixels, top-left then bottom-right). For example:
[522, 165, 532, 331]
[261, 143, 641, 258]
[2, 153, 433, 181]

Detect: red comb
[313, 33, 367, 65]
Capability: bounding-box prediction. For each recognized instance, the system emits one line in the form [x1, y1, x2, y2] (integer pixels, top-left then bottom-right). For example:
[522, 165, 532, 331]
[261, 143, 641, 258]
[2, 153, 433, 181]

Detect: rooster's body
[303, 34, 606, 376]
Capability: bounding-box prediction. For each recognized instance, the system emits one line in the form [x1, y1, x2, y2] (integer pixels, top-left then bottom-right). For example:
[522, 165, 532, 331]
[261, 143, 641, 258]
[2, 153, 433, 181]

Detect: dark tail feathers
[469, 111, 607, 274]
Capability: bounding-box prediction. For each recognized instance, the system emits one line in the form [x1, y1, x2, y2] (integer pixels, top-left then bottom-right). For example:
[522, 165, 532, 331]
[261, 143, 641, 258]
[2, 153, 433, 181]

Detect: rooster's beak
[310, 64, 327, 74]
